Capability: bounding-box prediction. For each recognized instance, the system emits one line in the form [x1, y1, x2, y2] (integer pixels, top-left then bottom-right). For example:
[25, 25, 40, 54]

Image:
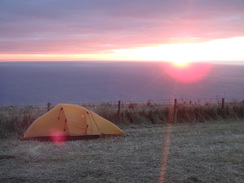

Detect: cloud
[0, 0, 244, 55]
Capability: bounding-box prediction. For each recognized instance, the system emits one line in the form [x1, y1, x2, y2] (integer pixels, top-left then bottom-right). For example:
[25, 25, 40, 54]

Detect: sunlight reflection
[159, 114, 173, 183]
[159, 126, 172, 183]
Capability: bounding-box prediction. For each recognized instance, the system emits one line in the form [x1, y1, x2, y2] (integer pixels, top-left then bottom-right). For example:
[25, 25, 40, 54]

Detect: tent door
[58, 107, 69, 133]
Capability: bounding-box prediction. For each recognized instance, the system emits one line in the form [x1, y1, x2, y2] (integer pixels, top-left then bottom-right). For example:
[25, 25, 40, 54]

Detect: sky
[0, 0, 244, 63]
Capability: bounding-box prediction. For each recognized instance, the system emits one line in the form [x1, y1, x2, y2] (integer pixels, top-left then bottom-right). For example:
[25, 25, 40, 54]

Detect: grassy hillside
[0, 120, 243, 183]
[0, 100, 244, 138]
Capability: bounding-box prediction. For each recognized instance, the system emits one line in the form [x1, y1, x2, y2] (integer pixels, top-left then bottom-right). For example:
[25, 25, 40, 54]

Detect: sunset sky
[1, 0, 244, 63]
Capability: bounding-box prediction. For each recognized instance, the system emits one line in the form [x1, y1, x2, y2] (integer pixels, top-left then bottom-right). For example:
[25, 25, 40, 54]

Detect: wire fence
[43, 97, 244, 121]
[3, 97, 242, 112]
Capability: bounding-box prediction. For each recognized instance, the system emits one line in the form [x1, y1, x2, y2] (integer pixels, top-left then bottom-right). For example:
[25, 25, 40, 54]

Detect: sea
[0, 61, 243, 106]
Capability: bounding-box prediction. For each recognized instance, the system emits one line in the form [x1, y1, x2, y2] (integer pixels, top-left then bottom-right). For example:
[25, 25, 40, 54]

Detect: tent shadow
[21, 134, 123, 142]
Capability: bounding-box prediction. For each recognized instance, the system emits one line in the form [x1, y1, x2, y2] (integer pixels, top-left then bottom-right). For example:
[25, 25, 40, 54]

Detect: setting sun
[162, 62, 213, 83]
[171, 61, 190, 68]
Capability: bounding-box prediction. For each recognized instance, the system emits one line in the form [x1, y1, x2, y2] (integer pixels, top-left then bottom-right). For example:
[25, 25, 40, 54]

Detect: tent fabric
[23, 104, 124, 139]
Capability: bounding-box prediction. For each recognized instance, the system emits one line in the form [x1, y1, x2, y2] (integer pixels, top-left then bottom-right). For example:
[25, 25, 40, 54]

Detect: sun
[163, 62, 213, 83]
[171, 61, 190, 68]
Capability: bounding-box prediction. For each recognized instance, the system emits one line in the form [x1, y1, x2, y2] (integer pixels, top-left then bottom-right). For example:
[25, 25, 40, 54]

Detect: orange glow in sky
[111, 37, 244, 63]
[1, 37, 244, 62]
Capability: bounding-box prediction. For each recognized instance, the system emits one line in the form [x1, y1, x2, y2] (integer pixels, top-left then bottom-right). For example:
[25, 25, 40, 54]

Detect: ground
[0, 120, 243, 183]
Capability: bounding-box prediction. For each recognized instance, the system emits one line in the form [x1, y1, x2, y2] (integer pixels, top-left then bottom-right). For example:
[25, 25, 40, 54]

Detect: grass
[0, 105, 46, 138]
[0, 120, 243, 182]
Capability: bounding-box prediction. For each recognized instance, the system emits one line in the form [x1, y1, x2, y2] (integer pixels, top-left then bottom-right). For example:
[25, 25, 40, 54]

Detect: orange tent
[23, 104, 124, 140]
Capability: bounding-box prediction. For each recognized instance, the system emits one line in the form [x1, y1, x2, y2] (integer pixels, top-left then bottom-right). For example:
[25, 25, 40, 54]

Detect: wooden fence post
[222, 98, 225, 110]
[117, 100, 121, 121]
[173, 99, 177, 123]
[47, 103, 51, 112]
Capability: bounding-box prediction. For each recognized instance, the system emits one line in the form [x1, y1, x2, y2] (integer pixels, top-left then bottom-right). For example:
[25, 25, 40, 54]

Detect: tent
[23, 104, 124, 140]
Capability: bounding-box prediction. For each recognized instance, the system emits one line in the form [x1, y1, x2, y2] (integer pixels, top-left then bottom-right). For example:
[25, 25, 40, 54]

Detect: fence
[1, 97, 243, 138]
[45, 97, 244, 124]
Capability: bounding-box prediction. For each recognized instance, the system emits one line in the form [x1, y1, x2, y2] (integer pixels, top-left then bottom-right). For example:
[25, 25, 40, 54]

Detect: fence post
[173, 99, 177, 123]
[47, 103, 51, 112]
[117, 100, 121, 121]
[222, 98, 225, 110]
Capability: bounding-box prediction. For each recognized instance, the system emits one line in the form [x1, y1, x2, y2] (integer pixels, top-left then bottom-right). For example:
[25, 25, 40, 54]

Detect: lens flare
[163, 62, 212, 83]
[49, 129, 66, 146]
